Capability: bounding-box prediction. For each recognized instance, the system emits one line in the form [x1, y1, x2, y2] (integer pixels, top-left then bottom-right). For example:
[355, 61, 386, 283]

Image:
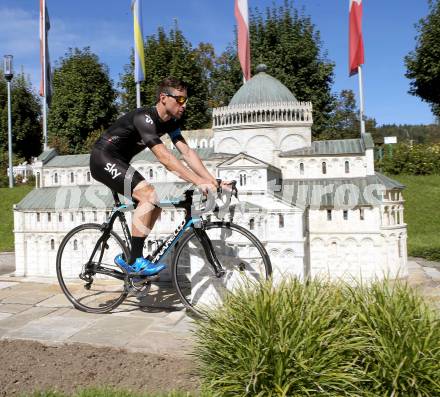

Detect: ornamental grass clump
[347, 281, 440, 396]
[193, 278, 440, 397]
[194, 278, 367, 396]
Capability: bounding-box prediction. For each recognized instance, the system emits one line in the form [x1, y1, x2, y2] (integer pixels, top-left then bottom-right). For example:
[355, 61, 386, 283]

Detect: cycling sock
[129, 236, 146, 265]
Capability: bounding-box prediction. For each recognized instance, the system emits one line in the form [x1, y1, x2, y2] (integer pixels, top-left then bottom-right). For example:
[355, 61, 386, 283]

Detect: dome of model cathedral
[229, 64, 297, 106]
[212, 63, 313, 162]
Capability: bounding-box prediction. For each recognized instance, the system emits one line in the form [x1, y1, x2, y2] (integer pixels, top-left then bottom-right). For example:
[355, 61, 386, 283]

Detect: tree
[211, 1, 335, 137]
[375, 123, 440, 144]
[323, 90, 376, 140]
[120, 25, 210, 129]
[48, 48, 117, 154]
[209, 44, 243, 108]
[405, 0, 440, 118]
[324, 90, 359, 140]
[0, 71, 42, 160]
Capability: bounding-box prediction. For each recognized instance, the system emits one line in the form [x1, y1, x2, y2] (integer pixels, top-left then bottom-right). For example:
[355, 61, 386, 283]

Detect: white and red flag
[349, 0, 364, 76]
[234, 0, 251, 81]
[39, 0, 52, 105]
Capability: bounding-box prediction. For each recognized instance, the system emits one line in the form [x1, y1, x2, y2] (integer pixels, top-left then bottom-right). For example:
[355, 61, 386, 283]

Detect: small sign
[384, 136, 397, 144]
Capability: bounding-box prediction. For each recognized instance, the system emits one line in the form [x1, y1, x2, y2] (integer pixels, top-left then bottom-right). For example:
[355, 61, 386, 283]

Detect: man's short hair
[156, 77, 188, 103]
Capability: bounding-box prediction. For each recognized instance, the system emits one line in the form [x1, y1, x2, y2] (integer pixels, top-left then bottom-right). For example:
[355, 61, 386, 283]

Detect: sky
[0, 0, 435, 126]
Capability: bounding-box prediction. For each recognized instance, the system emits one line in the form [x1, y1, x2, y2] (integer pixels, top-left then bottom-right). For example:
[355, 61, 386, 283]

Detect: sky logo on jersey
[104, 163, 121, 180]
[145, 115, 153, 125]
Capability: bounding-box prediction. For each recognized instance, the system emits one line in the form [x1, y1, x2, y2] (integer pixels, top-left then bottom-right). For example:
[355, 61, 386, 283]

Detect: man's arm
[151, 143, 215, 189]
[174, 138, 217, 185]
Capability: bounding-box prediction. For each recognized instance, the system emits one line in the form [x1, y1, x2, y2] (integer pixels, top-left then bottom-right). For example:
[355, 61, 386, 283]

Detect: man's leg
[128, 181, 162, 264]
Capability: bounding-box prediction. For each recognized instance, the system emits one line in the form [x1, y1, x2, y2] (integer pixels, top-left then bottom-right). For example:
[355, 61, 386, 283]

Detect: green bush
[0, 173, 8, 188]
[194, 278, 440, 396]
[25, 173, 36, 186]
[378, 143, 440, 175]
[15, 173, 24, 184]
[410, 246, 440, 262]
[347, 281, 440, 396]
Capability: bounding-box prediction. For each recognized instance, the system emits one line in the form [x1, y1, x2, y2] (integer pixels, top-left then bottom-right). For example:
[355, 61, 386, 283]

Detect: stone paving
[0, 275, 195, 357]
[0, 258, 439, 357]
[406, 259, 440, 311]
[0, 252, 15, 276]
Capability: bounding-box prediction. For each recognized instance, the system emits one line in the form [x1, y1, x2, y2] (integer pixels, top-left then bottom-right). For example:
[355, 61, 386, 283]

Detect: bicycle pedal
[130, 279, 152, 298]
[145, 274, 160, 282]
[130, 274, 159, 288]
[131, 278, 147, 288]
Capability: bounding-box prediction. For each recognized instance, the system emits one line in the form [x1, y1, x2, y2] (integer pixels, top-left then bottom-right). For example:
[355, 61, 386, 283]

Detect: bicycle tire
[56, 223, 129, 313]
[171, 221, 272, 317]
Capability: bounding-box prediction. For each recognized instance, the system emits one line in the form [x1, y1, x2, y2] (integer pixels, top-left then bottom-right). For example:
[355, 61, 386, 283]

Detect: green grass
[393, 174, 440, 261]
[0, 185, 33, 252]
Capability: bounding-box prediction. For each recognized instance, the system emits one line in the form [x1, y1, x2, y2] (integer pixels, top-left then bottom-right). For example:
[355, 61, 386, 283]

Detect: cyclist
[90, 77, 218, 276]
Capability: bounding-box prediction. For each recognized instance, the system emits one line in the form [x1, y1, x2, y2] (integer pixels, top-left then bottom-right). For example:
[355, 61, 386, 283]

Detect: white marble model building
[13, 65, 407, 280]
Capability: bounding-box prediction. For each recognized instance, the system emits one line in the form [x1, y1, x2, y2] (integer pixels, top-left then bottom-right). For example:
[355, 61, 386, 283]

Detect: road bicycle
[56, 180, 272, 317]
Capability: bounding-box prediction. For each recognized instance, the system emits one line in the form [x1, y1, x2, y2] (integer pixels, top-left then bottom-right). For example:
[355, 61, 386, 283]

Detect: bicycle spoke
[173, 222, 271, 317]
[57, 224, 129, 313]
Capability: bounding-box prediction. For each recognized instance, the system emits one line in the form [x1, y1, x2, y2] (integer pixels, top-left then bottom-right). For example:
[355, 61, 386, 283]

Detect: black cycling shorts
[90, 146, 145, 199]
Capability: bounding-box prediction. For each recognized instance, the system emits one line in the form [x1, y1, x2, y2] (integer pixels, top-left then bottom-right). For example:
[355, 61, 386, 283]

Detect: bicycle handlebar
[216, 179, 238, 198]
[112, 179, 238, 214]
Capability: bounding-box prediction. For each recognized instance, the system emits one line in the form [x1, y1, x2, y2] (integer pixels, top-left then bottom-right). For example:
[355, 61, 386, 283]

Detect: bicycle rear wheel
[171, 221, 272, 317]
[56, 223, 129, 313]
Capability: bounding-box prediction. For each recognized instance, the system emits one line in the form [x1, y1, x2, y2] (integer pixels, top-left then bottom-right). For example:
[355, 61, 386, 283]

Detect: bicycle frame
[101, 189, 226, 279]
[81, 194, 132, 282]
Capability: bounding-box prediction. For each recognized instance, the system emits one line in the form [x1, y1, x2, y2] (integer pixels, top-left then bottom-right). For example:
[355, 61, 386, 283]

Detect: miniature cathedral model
[14, 65, 407, 281]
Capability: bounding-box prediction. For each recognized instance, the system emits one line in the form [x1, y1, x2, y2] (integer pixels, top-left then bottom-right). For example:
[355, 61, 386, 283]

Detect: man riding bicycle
[90, 77, 220, 277]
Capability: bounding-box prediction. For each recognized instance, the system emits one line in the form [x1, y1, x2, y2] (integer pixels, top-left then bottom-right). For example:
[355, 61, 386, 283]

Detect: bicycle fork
[192, 227, 225, 278]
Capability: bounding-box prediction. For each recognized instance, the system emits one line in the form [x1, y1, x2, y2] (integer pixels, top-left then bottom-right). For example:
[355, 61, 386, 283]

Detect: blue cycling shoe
[114, 254, 166, 276]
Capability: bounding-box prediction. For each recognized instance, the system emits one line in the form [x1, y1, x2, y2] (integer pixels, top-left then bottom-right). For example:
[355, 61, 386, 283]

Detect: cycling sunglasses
[164, 93, 188, 105]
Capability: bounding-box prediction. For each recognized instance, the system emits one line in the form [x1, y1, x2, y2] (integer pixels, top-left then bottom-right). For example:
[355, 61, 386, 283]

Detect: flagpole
[358, 65, 366, 135]
[42, 0, 48, 150]
[235, 0, 250, 84]
[132, 0, 145, 108]
[136, 82, 141, 108]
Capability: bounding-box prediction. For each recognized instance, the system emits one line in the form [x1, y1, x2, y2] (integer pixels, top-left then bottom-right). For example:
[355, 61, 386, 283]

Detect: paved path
[0, 258, 439, 357]
[0, 275, 194, 357]
[0, 253, 15, 276]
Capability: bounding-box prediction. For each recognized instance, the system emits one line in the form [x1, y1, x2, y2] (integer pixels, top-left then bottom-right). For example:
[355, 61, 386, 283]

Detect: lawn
[393, 174, 440, 261]
[0, 185, 33, 252]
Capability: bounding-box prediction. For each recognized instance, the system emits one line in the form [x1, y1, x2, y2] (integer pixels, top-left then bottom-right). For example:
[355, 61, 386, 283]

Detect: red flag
[234, 0, 251, 81]
[349, 0, 364, 76]
[39, 0, 52, 104]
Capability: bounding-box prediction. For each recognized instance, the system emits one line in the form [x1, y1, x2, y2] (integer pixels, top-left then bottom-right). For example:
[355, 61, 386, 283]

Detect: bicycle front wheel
[171, 221, 272, 317]
[56, 223, 129, 313]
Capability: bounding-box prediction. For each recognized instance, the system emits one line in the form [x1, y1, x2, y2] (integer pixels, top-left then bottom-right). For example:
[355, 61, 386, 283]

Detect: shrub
[26, 174, 36, 186]
[194, 278, 440, 396]
[378, 143, 440, 175]
[410, 246, 440, 262]
[0, 173, 8, 188]
[348, 281, 440, 396]
[15, 173, 23, 184]
[194, 279, 367, 396]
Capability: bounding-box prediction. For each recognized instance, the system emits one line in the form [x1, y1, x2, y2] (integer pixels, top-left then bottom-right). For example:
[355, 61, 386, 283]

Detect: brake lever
[231, 180, 238, 198]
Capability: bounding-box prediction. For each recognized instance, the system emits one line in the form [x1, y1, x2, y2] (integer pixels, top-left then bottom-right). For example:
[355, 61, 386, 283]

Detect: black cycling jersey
[94, 106, 183, 161]
[90, 106, 183, 197]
